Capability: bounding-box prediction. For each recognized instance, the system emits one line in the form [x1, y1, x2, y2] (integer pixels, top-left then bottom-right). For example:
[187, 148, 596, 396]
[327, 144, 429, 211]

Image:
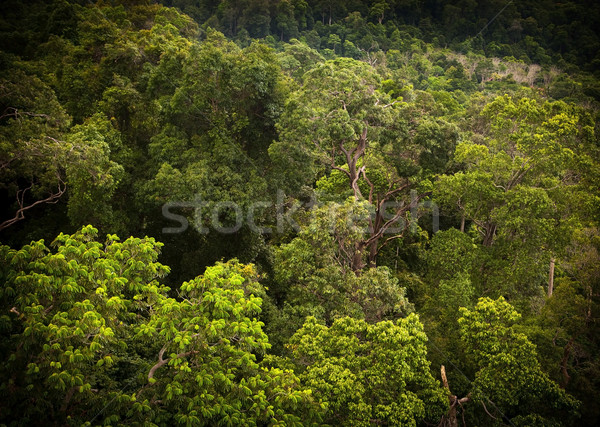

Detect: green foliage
[426, 229, 477, 285]
[459, 297, 580, 422]
[267, 198, 412, 348]
[64, 115, 125, 232]
[144, 31, 285, 215]
[136, 260, 324, 425]
[271, 57, 394, 193]
[435, 93, 595, 300]
[1, 1, 600, 425]
[0, 64, 71, 231]
[0, 227, 323, 425]
[286, 314, 448, 425]
[0, 225, 170, 424]
[277, 38, 324, 79]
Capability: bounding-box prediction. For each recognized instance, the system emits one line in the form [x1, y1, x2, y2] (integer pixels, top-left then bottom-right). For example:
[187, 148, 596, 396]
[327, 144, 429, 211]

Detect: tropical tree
[135, 260, 324, 425]
[436, 93, 595, 299]
[0, 225, 170, 424]
[271, 57, 433, 271]
[0, 226, 323, 425]
[456, 297, 580, 424]
[284, 314, 448, 425]
[0, 67, 71, 232]
[0, 66, 124, 235]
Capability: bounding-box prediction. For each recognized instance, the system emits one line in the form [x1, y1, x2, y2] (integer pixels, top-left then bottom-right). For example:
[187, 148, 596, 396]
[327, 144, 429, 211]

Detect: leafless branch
[360, 167, 375, 204]
[0, 176, 67, 232]
[481, 399, 497, 420]
[365, 191, 430, 247]
[375, 231, 407, 255]
[0, 107, 53, 122]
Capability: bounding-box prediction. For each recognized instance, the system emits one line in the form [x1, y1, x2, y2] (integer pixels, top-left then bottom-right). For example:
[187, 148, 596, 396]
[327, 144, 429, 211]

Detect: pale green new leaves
[136, 260, 324, 426]
[0, 225, 169, 423]
[0, 227, 322, 425]
[288, 314, 447, 426]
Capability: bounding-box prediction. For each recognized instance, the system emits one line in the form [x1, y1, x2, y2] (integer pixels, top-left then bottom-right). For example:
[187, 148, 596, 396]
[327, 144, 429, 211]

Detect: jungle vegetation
[1, 1, 599, 425]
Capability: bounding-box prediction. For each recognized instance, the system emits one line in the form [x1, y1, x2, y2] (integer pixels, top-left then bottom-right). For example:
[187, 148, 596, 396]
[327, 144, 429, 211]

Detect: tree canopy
[1, 1, 599, 425]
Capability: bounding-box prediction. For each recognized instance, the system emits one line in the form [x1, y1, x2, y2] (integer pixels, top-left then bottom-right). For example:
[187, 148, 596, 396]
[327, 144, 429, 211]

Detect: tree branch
[481, 400, 497, 419]
[147, 345, 198, 381]
[360, 167, 375, 204]
[365, 191, 430, 247]
[377, 182, 411, 210]
[0, 107, 53, 122]
[0, 176, 67, 232]
[373, 231, 407, 258]
[441, 365, 450, 391]
[61, 386, 77, 412]
[560, 337, 574, 388]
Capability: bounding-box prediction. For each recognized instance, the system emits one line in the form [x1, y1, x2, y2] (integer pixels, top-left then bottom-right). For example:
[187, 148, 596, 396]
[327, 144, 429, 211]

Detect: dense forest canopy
[0, 0, 599, 425]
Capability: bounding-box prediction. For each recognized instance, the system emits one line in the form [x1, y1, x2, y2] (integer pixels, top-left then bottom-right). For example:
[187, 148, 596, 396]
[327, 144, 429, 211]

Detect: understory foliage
[1, 1, 599, 426]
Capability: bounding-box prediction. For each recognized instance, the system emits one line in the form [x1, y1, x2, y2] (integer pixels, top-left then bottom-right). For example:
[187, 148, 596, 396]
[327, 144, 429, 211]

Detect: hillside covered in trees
[1, 0, 599, 425]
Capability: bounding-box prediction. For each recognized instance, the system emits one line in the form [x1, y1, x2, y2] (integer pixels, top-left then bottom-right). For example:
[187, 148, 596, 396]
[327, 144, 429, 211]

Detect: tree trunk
[441, 366, 459, 427]
[482, 223, 496, 246]
[366, 208, 385, 268]
[460, 214, 465, 232]
[560, 337, 574, 388]
[439, 365, 470, 427]
[548, 257, 555, 297]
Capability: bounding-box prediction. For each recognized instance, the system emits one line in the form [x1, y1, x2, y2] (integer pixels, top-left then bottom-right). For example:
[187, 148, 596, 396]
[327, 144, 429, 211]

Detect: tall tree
[0, 226, 324, 425]
[436, 93, 595, 299]
[457, 297, 580, 424]
[284, 314, 447, 425]
[272, 58, 433, 271]
[266, 197, 413, 349]
[0, 67, 70, 232]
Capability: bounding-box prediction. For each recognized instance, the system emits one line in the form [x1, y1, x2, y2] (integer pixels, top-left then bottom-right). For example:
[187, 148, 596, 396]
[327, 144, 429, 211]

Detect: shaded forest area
[1, 0, 599, 425]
